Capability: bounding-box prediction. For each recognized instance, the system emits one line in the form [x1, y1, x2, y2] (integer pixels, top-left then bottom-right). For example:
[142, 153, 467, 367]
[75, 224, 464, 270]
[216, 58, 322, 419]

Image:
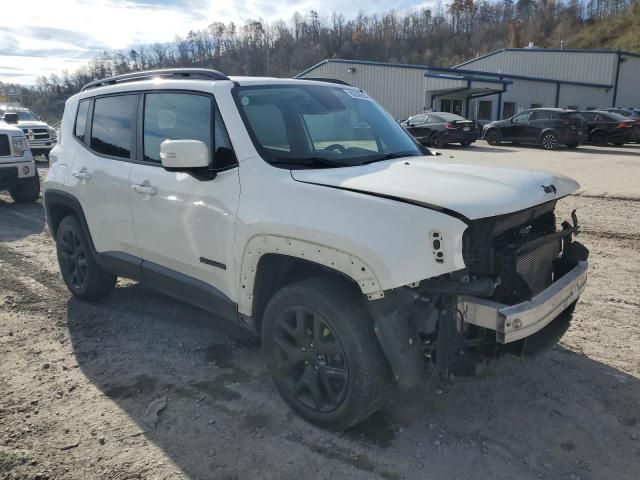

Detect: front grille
[22, 128, 50, 141]
[0, 134, 10, 156]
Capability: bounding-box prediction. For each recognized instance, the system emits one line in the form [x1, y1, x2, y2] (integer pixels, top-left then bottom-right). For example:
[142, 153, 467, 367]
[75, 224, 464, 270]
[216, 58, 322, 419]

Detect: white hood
[17, 120, 50, 129]
[291, 156, 580, 220]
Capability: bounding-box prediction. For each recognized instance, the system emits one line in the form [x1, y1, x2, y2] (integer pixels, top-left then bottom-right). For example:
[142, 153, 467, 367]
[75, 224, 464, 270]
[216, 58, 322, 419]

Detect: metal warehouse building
[296, 48, 640, 122]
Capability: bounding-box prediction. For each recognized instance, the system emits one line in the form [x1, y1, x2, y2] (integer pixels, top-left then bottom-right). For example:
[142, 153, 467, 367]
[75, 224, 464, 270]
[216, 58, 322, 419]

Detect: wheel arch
[239, 235, 385, 329]
[44, 189, 97, 254]
[539, 128, 559, 140]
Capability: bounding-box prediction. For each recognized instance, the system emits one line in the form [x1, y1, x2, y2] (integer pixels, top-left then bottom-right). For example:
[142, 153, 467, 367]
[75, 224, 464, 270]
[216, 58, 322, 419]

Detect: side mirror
[160, 139, 209, 170]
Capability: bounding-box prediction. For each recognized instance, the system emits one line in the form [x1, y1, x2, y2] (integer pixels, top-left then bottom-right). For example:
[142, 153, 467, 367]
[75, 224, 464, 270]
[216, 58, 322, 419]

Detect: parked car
[0, 121, 40, 203]
[0, 105, 57, 159]
[483, 108, 588, 150]
[596, 108, 640, 143]
[44, 69, 589, 430]
[401, 112, 479, 147]
[578, 111, 635, 145]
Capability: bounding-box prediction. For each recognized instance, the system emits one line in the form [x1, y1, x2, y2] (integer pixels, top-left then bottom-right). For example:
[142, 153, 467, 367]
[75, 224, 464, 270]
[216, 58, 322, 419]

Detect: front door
[68, 94, 138, 256]
[501, 110, 530, 141]
[129, 91, 240, 300]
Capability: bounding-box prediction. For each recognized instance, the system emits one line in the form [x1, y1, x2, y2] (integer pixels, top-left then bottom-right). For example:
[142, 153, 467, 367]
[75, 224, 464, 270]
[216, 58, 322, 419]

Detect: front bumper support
[459, 261, 588, 343]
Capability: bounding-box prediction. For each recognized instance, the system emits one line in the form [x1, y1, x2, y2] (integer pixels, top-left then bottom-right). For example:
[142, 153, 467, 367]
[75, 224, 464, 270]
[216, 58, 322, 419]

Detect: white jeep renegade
[0, 121, 39, 203]
[44, 69, 589, 430]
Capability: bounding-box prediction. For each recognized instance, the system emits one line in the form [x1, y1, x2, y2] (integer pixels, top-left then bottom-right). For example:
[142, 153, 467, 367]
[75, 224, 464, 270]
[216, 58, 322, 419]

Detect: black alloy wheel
[58, 227, 89, 291]
[541, 132, 559, 150]
[262, 277, 389, 430]
[271, 306, 348, 413]
[485, 129, 501, 145]
[55, 216, 116, 301]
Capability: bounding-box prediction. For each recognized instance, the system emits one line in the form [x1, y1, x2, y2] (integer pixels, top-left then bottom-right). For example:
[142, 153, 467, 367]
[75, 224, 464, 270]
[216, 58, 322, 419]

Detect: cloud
[1, 0, 436, 85]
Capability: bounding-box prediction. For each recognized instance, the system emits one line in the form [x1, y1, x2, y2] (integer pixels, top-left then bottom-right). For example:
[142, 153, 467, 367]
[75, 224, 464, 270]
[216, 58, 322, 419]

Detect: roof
[298, 58, 614, 88]
[455, 48, 640, 68]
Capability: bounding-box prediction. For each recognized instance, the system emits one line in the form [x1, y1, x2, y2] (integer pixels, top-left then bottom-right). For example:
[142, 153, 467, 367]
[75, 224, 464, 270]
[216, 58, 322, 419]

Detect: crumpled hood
[291, 156, 580, 220]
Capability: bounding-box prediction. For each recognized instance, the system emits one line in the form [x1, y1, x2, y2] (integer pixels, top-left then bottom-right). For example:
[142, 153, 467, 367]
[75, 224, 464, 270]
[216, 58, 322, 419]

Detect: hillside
[571, 3, 640, 50]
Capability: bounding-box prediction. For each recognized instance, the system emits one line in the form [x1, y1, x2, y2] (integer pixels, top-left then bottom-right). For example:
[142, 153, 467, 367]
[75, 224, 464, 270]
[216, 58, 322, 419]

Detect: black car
[597, 108, 640, 143]
[578, 111, 635, 145]
[401, 112, 479, 147]
[483, 108, 588, 150]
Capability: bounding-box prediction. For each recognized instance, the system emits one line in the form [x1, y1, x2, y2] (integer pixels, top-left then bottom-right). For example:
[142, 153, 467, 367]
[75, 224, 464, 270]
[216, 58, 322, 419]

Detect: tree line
[8, 0, 639, 122]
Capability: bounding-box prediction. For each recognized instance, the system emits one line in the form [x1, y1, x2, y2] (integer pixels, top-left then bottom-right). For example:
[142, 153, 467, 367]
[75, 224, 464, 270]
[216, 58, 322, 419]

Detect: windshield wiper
[360, 151, 419, 165]
[271, 157, 353, 168]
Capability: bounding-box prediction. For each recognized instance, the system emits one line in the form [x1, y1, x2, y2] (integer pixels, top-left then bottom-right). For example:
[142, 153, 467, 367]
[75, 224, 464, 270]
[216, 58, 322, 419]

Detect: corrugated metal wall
[300, 62, 426, 119]
[461, 50, 617, 85]
[616, 55, 640, 107]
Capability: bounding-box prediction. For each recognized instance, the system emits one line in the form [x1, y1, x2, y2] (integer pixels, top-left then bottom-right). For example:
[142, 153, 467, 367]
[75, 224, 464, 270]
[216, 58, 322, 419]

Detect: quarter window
[144, 93, 212, 163]
[75, 100, 90, 142]
[91, 95, 137, 159]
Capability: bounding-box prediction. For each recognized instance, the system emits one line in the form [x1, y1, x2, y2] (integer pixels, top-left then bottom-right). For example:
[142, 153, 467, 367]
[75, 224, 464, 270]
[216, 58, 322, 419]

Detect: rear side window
[74, 100, 90, 142]
[143, 93, 212, 163]
[91, 95, 137, 159]
[530, 111, 551, 120]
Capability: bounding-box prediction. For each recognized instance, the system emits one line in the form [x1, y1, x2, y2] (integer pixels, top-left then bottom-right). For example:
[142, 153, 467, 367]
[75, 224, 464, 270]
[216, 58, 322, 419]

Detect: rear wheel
[541, 132, 559, 150]
[430, 132, 444, 148]
[55, 216, 117, 301]
[485, 129, 501, 145]
[9, 174, 40, 204]
[262, 277, 390, 430]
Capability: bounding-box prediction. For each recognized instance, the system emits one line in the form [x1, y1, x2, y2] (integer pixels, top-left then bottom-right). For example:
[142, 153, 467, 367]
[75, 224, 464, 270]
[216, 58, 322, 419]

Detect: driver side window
[512, 112, 530, 124]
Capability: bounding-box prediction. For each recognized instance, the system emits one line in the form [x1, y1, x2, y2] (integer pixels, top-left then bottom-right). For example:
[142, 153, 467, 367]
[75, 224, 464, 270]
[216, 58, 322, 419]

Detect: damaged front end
[367, 201, 589, 390]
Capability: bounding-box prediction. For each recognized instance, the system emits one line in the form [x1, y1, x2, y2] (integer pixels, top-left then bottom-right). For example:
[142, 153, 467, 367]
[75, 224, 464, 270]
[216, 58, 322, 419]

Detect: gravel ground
[1, 144, 639, 480]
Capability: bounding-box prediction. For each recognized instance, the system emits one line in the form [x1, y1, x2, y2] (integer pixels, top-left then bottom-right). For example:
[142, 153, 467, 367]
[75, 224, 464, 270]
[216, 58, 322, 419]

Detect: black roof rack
[81, 68, 230, 92]
[300, 77, 352, 86]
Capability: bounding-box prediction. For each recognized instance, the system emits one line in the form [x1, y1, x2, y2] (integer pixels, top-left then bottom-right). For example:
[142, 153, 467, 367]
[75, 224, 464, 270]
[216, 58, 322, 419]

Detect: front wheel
[541, 132, 559, 150]
[9, 174, 40, 203]
[262, 277, 390, 430]
[55, 216, 117, 301]
[485, 129, 501, 145]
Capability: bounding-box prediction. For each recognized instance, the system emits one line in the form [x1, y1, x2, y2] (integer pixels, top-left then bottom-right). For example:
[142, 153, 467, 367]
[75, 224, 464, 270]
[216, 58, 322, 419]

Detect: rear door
[129, 91, 240, 301]
[526, 110, 552, 142]
[68, 94, 138, 256]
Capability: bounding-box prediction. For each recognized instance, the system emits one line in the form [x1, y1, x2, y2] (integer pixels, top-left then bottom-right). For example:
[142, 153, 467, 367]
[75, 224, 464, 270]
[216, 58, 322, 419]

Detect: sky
[0, 0, 433, 86]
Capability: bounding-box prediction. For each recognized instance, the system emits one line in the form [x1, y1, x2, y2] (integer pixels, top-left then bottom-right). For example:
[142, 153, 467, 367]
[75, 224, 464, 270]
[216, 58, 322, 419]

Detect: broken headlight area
[368, 202, 589, 389]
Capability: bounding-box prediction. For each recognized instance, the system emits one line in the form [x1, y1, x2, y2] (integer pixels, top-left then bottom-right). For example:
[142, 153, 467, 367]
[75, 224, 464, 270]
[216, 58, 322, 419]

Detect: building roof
[455, 48, 640, 68]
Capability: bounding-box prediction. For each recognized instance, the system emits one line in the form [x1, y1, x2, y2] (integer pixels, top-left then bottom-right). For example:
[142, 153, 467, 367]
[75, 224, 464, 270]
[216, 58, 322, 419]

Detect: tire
[9, 174, 40, 203]
[591, 131, 608, 146]
[55, 216, 117, 301]
[262, 277, 390, 430]
[485, 128, 501, 145]
[429, 132, 444, 148]
[541, 131, 559, 150]
[566, 143, 579, 149]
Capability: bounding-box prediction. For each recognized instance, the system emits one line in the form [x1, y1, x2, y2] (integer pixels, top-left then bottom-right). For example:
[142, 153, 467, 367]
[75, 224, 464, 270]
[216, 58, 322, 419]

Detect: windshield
[234, 84, 424, 168]
[9, 110, 40, 122]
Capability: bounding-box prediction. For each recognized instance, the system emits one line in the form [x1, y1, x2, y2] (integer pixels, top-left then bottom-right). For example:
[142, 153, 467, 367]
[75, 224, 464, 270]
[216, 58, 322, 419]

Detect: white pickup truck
[0, 121, 39, 203]
[44, 69, 589, 430]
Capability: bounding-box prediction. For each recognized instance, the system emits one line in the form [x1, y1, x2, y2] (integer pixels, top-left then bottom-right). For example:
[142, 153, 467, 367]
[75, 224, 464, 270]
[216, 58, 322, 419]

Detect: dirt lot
[1, 143, 639, 480]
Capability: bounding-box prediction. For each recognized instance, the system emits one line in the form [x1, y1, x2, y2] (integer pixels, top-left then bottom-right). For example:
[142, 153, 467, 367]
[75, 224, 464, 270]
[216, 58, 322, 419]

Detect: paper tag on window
[343, 89, 372, 101]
